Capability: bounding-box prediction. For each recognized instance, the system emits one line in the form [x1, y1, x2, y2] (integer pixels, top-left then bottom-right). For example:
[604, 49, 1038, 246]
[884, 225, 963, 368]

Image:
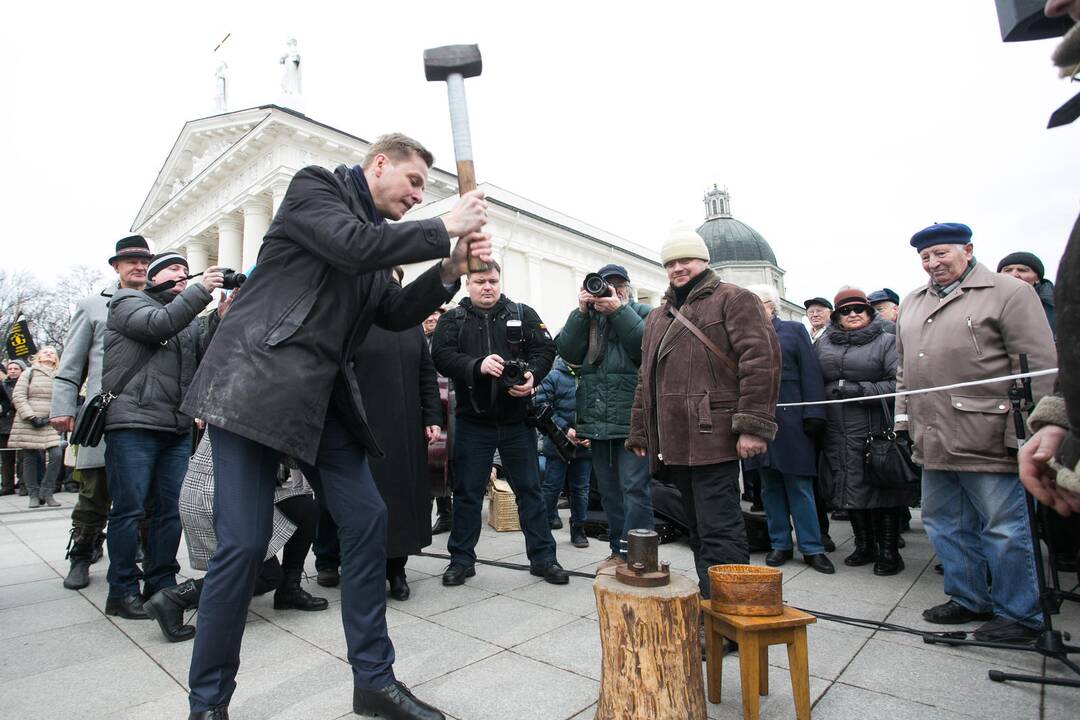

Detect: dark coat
[103, 284, 215, 434]
[1054, 213, 1079, 471]
[355, 325, 442, 558]
[556, 301, 651, 440]
[628, 269, 781, 476]
[0, 378, 14, 435]
[1036, 278, 1056, 337]
[534, 357, 589, 459]
[181, 165, 456, 465]
[430, 295, 556, 424]
[744, 317, 825, 477]
[815, 317, 911, 509]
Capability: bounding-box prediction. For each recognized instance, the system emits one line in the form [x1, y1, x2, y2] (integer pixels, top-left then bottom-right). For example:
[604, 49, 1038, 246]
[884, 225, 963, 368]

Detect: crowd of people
[0, 131, 1074, 718]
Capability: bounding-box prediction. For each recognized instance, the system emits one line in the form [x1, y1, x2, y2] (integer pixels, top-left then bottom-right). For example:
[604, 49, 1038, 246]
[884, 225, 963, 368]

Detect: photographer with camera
[101, 251, 223, 621]
[557, 264, 654, 571]
[431, 262, 569, 586]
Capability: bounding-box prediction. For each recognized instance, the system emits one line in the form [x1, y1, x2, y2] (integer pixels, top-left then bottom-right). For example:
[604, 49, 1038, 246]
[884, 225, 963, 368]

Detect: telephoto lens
[582, 273, 610, 297]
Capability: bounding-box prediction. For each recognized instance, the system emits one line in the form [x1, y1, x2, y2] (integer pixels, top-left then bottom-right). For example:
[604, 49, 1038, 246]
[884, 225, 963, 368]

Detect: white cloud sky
[3, 1, 1078, 305]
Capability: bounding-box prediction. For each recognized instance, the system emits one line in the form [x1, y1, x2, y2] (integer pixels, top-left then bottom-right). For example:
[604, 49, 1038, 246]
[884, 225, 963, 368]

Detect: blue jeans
[448, 417, 556, 568]
[760, 468, 824, 555]
[591, 439, 654, 556]
[922, 469, 1041, 628]
[104, 429, 190, 599]
[189, 416, 395, 712]
[542, 455, 590, 523]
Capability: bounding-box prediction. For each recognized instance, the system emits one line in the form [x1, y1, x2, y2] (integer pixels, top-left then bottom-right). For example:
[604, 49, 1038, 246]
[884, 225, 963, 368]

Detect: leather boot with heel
[145, 578, 202, 642]
[843, 509, 877, 566]
[873, 508, 904, 576]
[274, 570, 329, 611]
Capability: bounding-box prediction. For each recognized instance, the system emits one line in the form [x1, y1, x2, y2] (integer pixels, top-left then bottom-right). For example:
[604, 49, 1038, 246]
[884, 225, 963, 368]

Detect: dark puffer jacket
[556, 301, 651, 440]
[534, 357, 589, 459]
[815, 317, 912, 509]
[103, 284, 216, 434]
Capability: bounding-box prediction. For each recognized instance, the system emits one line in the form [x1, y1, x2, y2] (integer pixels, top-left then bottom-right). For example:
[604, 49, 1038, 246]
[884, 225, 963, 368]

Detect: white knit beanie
[660, 223, 710, 265]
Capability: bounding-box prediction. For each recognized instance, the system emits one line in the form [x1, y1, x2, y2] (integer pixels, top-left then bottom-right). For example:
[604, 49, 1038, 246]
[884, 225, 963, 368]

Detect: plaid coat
[180, 435, 311, 571]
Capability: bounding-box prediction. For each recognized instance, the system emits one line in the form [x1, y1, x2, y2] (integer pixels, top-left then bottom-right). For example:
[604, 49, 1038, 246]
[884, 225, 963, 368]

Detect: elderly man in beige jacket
[895, 223, 1056, 644]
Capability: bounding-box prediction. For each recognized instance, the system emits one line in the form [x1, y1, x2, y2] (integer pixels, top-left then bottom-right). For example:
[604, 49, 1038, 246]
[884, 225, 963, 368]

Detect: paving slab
[506, 572, 601, 617]
[838, 638, 1041, 720]
[430, 594, 578, 649]
[388, 618, 503, 686]
[812, 681, 978, 719]
[0, 616, 134, 680]
[391, 575, 494, 620]
[764, 622, 871, 681]
[513, 617, 602, 681]
[417, 650, 598, 720]
[0, 559, 60, 587]
[0, 575, 75, 610]
[0, 593, 103, 640]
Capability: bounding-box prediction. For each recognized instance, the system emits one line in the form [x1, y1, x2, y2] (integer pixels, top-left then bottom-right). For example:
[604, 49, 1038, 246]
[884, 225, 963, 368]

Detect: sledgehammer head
[424, 44, 482, 82]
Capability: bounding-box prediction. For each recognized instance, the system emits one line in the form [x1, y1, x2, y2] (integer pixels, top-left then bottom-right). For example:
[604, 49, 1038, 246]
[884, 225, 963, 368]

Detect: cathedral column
[241, 197, 272, 269]
[527, 254, 545, 319]
[185, 239, 210, 275]
[216, 215, 243, 272]
[271, 181, 289, 217]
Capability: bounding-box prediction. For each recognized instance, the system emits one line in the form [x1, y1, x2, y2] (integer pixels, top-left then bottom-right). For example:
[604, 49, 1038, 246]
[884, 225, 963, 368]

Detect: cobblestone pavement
[1, 490, 1076, 719]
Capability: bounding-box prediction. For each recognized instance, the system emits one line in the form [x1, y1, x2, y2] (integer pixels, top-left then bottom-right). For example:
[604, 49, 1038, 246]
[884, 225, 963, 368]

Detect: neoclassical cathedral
[130, 51, 799, 329]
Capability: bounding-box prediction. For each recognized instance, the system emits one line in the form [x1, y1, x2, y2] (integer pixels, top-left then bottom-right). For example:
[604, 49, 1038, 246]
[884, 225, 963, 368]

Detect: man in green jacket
[557, 264, 654, 571]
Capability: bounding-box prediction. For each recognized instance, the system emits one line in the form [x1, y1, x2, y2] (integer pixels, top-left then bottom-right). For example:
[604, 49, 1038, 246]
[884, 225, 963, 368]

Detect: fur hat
[660, 223, 710, 265]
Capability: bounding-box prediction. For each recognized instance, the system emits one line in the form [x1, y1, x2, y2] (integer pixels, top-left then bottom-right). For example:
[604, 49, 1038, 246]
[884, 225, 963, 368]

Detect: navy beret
[867, 288, 900, 305]
[910, 223, 972, 252]
[803, 297, 833, 310]
[597, 263, 630, 281]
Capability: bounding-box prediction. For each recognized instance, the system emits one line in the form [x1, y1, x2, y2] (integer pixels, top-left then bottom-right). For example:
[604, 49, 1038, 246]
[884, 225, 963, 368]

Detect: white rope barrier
[775, 368, 1058, 408]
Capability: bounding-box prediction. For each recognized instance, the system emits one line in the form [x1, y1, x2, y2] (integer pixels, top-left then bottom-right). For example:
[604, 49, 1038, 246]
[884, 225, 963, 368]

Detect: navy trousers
[188, 414, 394, 712]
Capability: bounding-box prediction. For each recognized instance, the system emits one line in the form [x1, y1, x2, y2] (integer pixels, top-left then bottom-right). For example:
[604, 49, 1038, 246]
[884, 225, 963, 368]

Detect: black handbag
[863, 399, 920, 488]
[70, 346, 155, 448]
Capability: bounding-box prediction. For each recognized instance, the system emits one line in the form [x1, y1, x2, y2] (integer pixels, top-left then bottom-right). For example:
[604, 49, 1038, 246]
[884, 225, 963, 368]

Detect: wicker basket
[487, 477, 521, 532]
[708, 564, 783, 616]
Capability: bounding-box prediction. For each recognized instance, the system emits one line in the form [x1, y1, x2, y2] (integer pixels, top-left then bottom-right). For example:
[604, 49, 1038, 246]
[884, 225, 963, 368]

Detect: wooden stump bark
[593, 573, 706, 720]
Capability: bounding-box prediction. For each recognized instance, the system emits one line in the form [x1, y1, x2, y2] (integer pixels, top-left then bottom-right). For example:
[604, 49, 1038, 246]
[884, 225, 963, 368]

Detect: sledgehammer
[424, 43, 490, 272]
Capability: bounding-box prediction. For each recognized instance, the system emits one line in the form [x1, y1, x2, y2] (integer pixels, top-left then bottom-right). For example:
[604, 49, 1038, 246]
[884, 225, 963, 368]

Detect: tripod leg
[989, 669, 1080, 688]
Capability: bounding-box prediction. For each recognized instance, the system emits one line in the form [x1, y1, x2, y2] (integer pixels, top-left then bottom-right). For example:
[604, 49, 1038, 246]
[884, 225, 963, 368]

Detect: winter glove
[802, 417, 826, 445]
[30, 417, 50, 428]
[827, 381, 864, 400]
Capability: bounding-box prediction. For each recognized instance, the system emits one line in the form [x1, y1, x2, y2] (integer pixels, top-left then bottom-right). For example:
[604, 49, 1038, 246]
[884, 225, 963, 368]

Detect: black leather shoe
[317, 568, 340, 587]
[530, 560, 570, 585]
[430, 513, 451, 535]
[921, 600, 994, 625]
[188, 707, 229, 719]
[765, 549, 793, 566]
[821, 533, 836, 553]
[973, 616, 1041, 644]
[105, 594, 150, 620]
[145, 580, 200, 642]
[550, 517, 563, 530]
[353, 681, 445, 719]
[388, 572, 411, 601]
[804, 554, 835, 574]
[441, 564, 475, 586]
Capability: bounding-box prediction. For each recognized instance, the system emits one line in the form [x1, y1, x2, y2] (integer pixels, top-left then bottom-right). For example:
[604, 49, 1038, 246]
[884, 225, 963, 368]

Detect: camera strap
[669, 306, 737, 373]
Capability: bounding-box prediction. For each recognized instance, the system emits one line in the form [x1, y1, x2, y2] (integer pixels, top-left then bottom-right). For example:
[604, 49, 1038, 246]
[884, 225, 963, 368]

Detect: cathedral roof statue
[696, 184, 777, 266]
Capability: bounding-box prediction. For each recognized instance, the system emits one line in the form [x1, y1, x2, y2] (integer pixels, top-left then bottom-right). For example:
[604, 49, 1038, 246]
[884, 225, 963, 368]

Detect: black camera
[220, 268, 247, 290]
[527, 402, 575, 463]
[582, 272, 611, 298]
[499, 358, 531, 389]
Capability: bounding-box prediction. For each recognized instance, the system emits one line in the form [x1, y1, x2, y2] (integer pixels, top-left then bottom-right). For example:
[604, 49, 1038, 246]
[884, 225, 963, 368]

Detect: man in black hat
[49, 235, 154, 591]
[803, 297, 832, 344]
[998, 251, 1055, 335]
[557, 263, 655, 570]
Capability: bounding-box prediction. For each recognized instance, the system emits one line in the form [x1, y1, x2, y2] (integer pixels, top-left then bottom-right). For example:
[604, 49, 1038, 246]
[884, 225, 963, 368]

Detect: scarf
[673, 270, 708, 309]
[348, 165, 385, 226]
[585, 312, 608, 366]
[932, 260, 976, 298]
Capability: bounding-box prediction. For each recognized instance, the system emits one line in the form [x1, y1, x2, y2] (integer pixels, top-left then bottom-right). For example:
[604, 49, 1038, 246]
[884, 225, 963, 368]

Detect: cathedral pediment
[132, 107, 276, 229]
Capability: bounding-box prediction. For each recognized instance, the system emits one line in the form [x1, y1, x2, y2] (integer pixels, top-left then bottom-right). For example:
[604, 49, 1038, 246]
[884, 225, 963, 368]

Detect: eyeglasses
[837, 304, 869, 316]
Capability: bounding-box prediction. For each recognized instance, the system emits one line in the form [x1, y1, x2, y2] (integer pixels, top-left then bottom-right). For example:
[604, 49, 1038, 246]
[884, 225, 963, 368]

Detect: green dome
[696, 184, 777, 266]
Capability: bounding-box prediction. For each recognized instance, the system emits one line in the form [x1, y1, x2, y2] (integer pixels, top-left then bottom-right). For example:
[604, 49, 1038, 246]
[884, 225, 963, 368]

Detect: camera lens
[583, 273, 609, 297]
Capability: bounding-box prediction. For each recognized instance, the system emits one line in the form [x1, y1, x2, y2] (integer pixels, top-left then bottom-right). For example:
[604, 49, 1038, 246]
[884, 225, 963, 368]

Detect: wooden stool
[701, 601, 815, 720]
[594, 573, 706, 719]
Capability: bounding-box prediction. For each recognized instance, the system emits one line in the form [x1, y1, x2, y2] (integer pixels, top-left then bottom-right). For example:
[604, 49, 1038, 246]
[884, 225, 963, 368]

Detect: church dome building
[696, 184, 801, 320]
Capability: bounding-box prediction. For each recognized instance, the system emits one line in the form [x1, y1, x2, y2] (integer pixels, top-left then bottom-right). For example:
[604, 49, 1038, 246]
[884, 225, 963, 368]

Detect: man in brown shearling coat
[628, 223, 781, 598]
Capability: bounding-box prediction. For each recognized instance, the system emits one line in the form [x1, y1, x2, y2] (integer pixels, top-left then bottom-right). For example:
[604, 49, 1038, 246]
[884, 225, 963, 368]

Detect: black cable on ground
[418, 551, 1005, 640]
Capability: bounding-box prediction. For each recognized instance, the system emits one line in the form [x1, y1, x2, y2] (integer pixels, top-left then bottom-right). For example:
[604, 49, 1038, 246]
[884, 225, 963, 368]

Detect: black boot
[274, 570, 329, 611]
[388, 568, 410, 602]
[569, 522, 589, 548]
[873, 509, 904, 576]
[90, 531, 105, 564]
[844, 510, 877, 566]
[63, 527, 97, 590]
[145, 578, 202, 642]
[431, 496, 452, 535]
[188, 707, 229, 719]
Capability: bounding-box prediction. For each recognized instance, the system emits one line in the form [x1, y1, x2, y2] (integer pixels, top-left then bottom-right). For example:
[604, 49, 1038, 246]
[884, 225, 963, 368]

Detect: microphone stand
[922, 354, 1080, 688]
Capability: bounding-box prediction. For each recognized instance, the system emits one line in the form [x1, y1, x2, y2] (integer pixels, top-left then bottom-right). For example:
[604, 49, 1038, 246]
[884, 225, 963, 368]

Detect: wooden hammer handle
[456, 159, 490, 273]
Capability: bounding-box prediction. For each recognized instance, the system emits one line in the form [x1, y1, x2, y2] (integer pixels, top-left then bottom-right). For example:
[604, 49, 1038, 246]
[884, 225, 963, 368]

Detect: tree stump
[593, 572, 706, 720]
